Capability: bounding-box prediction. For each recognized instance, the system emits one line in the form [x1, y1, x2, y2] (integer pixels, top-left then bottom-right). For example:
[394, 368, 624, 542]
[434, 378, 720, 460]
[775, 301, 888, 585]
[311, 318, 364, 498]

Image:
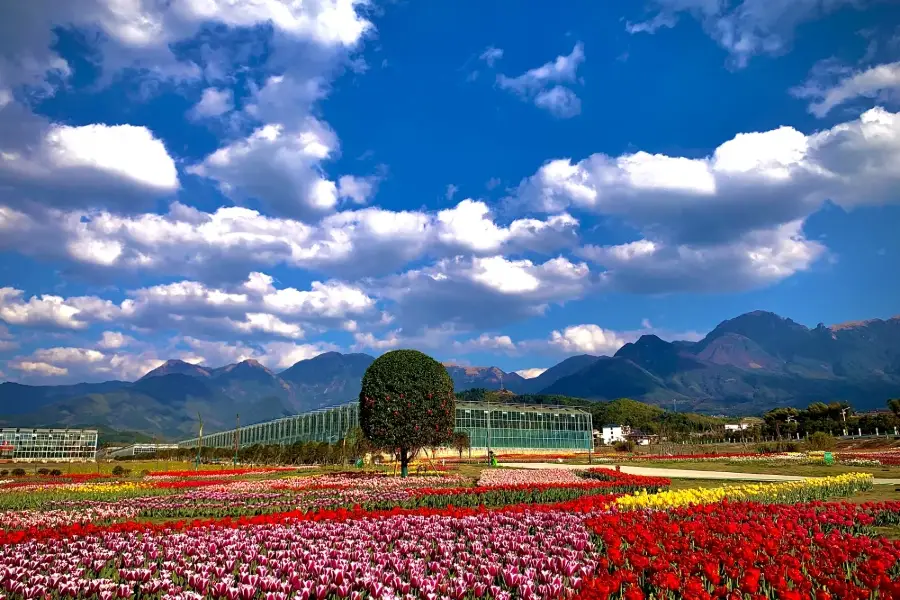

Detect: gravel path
[501, 462, 900, 485]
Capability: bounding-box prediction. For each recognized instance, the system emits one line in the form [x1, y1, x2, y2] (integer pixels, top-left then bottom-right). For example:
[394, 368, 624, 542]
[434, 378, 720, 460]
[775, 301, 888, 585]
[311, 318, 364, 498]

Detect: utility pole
[233, 413, 240, 466]
[196, 412, 203, 470]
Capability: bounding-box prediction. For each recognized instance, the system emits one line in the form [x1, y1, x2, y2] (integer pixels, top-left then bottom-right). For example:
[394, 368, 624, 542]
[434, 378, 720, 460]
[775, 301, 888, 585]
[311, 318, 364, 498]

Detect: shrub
[0, 469, 8, 476]
[49, 469, 62, 477]
[807, 431, 837, 451]
[755, 441, 801, 453]
[111, 465, 127, 477]
[614, 440, 636, 453]
[11, 468, 26, 477]
[37, 468, 50, 476]
[359, 349, 455, 477]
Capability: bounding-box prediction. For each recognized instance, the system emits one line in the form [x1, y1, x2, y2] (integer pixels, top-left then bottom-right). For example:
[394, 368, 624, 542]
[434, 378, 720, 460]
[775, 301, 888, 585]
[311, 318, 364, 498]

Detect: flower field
[0, 466, 897, 599]
[594, 448, 900, 468]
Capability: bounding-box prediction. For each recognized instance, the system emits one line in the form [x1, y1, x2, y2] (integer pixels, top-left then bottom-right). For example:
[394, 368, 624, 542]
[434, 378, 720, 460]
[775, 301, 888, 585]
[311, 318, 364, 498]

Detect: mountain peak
[140, 359, 211, 380]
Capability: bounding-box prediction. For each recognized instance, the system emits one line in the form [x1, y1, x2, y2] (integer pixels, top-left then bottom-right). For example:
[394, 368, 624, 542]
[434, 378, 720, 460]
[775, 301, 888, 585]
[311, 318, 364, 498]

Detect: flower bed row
[145, 467, 302, 478]
[576, 501, 900, 600]
[615, 472, 873, 510]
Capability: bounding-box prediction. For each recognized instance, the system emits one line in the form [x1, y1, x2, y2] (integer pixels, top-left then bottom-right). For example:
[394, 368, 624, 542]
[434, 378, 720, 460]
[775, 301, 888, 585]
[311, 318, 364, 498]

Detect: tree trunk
[400, 447, 409, 477]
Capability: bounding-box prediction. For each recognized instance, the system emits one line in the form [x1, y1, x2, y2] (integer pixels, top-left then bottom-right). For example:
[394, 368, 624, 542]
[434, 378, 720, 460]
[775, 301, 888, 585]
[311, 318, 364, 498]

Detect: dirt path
[502, 462, 900, 485]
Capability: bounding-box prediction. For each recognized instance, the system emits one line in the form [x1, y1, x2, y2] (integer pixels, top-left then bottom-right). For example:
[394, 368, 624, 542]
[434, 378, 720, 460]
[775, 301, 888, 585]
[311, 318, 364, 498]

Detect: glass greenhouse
[0, 428, 98, 462]
[178, 401, 593, 452]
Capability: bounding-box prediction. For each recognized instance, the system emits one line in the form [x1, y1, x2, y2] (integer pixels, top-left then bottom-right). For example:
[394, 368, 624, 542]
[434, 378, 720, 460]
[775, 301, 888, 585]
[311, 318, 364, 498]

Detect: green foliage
[111, 465, 127, 477]
[0, 470, 7, 477]
[451, 431, 471, 458]
[37, 468, 50, 476]
[359, 350, 455, 474]
[755, 441, 801, 453]
[889, 398, 900, 417]
[614, 440, 636, 453]
[762, 401, 899, 437]
[49, 469, 62, 477]
[807, 431, 837, 451]
[11, 468, 25, 477]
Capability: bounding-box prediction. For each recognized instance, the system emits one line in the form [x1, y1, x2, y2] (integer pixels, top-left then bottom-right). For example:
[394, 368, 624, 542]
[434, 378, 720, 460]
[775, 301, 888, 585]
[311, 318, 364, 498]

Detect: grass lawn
[601, 460, 900, 479]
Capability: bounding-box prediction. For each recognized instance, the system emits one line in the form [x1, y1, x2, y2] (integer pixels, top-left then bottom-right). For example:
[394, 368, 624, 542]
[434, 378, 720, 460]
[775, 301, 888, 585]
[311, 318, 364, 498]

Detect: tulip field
[0, 465, 897, 599]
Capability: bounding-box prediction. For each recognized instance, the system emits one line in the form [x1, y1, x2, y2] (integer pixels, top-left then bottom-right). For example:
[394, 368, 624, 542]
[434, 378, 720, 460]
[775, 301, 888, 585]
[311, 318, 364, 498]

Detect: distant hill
[544, 311, 900, 414]
[2, 310, 899, 438]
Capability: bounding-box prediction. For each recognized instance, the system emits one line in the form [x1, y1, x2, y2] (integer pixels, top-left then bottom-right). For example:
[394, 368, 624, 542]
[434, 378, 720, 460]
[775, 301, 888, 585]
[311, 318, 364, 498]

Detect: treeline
[763, 400, 900, 438]
[456, 389, 900, 440]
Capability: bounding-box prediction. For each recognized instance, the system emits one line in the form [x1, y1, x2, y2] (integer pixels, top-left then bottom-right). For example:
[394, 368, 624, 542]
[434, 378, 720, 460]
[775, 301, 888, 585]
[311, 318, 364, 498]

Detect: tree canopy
[359, 349, 455, 476]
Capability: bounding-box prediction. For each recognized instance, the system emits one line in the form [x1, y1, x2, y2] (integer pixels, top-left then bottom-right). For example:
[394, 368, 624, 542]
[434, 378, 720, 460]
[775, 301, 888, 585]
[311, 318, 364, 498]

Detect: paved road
[502, 462, 900, 485]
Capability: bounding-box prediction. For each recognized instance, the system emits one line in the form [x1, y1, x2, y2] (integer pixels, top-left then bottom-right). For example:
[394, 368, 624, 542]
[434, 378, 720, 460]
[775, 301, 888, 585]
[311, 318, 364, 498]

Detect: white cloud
[0, 273, 376, 343]
[547, 324, 628, 355]
[338, 174, 379, 205]
[11, 361, 68, 377]
[98, 331, 134, 350]
[32, 347, 105, 364]
[628, 0, 867, 68]
[258, 341, 340, 371]
[188, 119, 340, 219]
[189, 87, 234, 119]
[374, 255, 592, 331]
[8, 345, 166, 382]
[352, 331, 401, 351]
[0, 0, 373, 220]
[496, 43, 584, 117]
[515, 368, 547, 379]
[497, 43, 585, 94]
[0, 122, 179, 211]
[0, 287, 121, 329]
[533, 86, 582, 118]
[479, 46, 504, 67]
[0, 199, 578, 281]
[445, 184, 459, 201]
[515, 106, 900, 292]
[793, 61, 900, 118]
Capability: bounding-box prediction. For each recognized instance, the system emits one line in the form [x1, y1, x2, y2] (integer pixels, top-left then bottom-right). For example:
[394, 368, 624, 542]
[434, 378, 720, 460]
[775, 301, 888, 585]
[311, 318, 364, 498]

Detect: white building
[600, 425, 631, 445]
[724, 423, 750, 432]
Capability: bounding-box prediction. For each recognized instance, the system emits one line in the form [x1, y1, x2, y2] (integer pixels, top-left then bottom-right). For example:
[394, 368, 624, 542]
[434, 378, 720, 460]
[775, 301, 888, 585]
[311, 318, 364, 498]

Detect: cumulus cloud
[0, 121, 179, 212]
[188, 119, 340, 219]
[792, 61, 900, 118]
[189, 87, 235, 119]
[338, 174, 379, 205]
[97, 331, 134, 350]
[0, 273, 376, 345]
[546, 324, 628, 355]
[0, 287, 121, 329]
[497, 43, 584, 118]
[515, 368, 547, 379]
[179, 337, 338, 371]
[515, 106, 900, 292]
[0, 199, 579, 281]
[627, 0, 869, 68]
[0, 1, 372, 219]
[9, 345, 166, 382]
[372, 255, 592, 331]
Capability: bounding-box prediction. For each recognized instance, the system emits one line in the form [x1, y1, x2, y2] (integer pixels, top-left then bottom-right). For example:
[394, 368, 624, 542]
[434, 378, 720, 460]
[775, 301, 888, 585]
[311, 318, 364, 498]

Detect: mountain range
[1, 310, 899, 439]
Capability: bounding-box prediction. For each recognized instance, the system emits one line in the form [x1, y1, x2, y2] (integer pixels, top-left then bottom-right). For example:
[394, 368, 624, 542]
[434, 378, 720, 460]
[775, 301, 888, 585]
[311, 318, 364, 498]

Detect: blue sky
[0, 0, 898, 384]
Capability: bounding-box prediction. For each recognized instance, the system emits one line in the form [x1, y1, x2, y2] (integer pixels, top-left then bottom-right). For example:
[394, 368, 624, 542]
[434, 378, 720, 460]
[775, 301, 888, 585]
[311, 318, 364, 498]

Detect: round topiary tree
[359, 349, 455, 477]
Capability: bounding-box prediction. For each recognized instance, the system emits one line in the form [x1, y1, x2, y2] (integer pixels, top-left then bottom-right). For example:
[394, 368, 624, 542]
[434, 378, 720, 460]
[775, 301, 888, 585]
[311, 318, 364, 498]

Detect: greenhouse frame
[0, 428, 99, 462]
[177, 401, 593, 454]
